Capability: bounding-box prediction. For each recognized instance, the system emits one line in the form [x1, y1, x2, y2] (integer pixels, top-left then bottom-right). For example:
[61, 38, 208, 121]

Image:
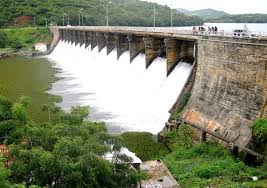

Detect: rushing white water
[47, 40, 193, 134]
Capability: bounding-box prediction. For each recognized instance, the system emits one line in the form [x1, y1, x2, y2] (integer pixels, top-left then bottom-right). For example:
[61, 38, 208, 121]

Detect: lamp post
[153, 1, 156, 28]
[106, 1, 111, 26]
[79, 8, 83, 26]
[62, 13, 66, 26]
[170, 0, 173, 27]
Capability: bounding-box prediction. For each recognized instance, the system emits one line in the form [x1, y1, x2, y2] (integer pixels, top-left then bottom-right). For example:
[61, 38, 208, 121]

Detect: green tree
[0, 157, 11, 188]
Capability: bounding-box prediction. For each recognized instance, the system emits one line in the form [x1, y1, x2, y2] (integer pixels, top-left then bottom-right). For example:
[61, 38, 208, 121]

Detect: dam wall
[52, 26, 267, 147]
[182, 38, 267, 146]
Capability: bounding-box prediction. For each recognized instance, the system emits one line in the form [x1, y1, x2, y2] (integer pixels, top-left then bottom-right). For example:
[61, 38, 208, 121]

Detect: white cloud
[140, 0, 267, 14]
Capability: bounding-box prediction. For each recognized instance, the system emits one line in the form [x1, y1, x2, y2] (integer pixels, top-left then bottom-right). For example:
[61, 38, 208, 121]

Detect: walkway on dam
[57, 26, 267, 41]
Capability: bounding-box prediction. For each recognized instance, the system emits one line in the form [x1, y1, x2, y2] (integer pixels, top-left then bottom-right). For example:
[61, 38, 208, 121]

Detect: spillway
[47, 41, 193, 134]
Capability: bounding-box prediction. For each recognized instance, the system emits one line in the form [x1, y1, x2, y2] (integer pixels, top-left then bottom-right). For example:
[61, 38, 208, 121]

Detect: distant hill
[206, 14, 267, 23]
[176, 8, 267, 23]
[191, 9, 228, 19]
[177, 8, 228, 20]
[0, 0, 203, 28]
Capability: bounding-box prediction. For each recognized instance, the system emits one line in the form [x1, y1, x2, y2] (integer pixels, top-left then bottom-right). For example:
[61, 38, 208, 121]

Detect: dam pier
[51, 26, 267, 151]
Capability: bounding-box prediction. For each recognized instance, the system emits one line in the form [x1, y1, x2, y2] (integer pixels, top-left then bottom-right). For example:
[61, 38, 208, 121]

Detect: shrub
[10, 40, 23, 50]
[0, 30, 7, 48]
[193, 164, 220, 179]
[252, 118, 267, 143]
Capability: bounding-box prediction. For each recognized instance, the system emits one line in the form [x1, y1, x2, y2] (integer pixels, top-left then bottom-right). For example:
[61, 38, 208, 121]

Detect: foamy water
[47, 41, 193, 134]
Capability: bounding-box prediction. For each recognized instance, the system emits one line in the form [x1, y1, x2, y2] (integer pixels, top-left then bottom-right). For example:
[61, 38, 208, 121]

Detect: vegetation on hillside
[0, 95, 141, 187]
[0, 0, 203, 28]
[206, 14, 267, 23]
[124, 124, 267, 188]
[0, 27, 52, 50]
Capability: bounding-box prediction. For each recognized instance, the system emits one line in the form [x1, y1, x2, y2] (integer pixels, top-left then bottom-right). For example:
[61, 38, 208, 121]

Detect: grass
[0, 56, 60, 122]
[1, 27, 52, 49]
[163, 142, 267, 188]
[122, 129, 267, 188]
[121, 132, 169, 161]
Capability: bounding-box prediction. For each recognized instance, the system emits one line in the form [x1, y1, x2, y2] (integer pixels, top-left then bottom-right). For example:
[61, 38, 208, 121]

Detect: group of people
[192, 26, 218, 35]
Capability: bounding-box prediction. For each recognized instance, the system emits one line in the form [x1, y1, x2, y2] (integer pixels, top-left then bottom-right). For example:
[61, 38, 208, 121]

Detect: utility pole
[63, 14, 65, 26]
[171, 0, 173, 27]
[106, 1, 111, 26]
[153, 1, 156, 28]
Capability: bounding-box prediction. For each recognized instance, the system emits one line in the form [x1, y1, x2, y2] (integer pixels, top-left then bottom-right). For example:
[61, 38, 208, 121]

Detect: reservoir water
[48, 41, 193, 134]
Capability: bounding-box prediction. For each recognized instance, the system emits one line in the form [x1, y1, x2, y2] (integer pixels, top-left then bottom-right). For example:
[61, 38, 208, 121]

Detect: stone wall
[182, 39, 267, 146]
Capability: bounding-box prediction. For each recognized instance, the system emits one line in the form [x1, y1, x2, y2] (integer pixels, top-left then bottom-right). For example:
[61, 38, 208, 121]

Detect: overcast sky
[140, 0, 267, 14]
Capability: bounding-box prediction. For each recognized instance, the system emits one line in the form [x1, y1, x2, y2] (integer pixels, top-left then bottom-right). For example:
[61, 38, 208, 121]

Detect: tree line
[0, 0, 203, 28]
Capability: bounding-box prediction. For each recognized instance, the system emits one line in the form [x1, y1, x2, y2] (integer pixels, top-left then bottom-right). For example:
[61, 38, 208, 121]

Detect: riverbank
[0, 27, 52, 59]
[0, 48, 34, 59]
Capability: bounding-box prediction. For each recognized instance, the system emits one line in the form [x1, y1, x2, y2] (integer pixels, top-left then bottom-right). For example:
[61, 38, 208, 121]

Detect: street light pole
[106, 1, 111, 26]
[171, 0, 173, 27]
[79, 13, 80, 26]
[153, 1, 156, 28]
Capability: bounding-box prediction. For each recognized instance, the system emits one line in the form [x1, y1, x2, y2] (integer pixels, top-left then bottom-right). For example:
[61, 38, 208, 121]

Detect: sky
[140, 0, 267, 14]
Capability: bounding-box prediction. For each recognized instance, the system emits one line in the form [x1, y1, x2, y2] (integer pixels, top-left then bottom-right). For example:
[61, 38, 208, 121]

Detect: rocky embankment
[0, 48, 34, 59]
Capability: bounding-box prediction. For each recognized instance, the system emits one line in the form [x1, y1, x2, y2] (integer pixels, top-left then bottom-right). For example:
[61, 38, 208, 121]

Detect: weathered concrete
[116, 34, 129, 60]
[97, 33, 106, 52]
[90, 32, 97, 50]
[128, 35, 145, 63]
[164, 39, 182, 76]
[104, 33, 116, 55]
[144, 37, 165, 69]
[78, 31, 85, 47]
[182, 39, 267, 146]
[180, 41, 195, 63]
[84, 31, 91, 49]
[48, 27, 60, 54]
[74, 30, 79, 46]
[140, 161, 179, 188]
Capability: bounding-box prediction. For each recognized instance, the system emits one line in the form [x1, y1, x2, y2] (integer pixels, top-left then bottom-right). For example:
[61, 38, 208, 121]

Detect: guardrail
[57, 26, 267, 39]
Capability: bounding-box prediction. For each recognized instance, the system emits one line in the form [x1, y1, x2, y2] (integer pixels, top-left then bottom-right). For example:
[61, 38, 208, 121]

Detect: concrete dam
[50, 26, 267, 147]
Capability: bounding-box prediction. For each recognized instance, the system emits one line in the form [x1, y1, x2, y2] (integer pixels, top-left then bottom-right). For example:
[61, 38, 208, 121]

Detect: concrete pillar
[180, 41, 195, 63]
[143, 38, 165, 69]
[84, 32, 91, 49]
[78, 31, 85, 47]
[96, 33, 106, 52]
[90, 32, 97, 50]
[128, 35, 145, 63]
[74, 30, 79, 46]
[104, 33, 116, 55]
[116, 34, 129, 60]
[200, 130, 207, 142]
[59, 29, 63, 40]
[232, 145, 239, 158]
[70, 30, 75, 45]
[164, 39, 182, 76]
[66, 30, 71, 43]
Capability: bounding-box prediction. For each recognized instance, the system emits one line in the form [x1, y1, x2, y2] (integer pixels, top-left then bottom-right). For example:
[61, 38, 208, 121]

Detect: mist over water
[48, 41, 192, 134]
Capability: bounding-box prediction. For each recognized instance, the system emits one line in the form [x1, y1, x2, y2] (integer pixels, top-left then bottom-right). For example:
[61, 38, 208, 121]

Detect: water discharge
[48, 41, 193, 134]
